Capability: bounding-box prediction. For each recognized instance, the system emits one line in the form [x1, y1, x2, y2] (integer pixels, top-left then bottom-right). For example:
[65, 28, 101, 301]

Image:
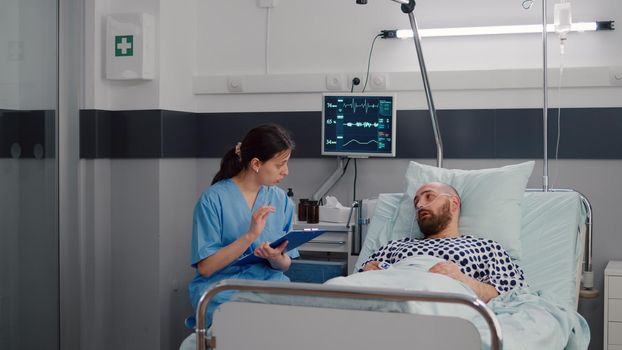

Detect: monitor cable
[353, 158, 358, 202]
[361, 34, 382, 93]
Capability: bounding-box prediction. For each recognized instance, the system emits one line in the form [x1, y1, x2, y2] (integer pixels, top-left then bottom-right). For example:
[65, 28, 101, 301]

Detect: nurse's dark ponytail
[211, 124, 295, 185]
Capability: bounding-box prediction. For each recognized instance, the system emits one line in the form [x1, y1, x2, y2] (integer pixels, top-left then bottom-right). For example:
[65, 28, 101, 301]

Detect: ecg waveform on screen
[325, 119, 381, 128]
[341, 139, 379, 147]
[344, 121, 379, 128]
[328, 98, 380, 114]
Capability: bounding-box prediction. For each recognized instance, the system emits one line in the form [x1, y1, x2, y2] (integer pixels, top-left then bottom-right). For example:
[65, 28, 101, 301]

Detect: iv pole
[541, 0, 550, 192]
[355, 0, 444, 168]
[397, 0, 444, 169]
[312, 0, 444, 203]
[536, 0, 596, 295]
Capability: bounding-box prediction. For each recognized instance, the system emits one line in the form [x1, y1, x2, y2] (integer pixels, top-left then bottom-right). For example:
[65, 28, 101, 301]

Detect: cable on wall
[361, 34, 381, 92]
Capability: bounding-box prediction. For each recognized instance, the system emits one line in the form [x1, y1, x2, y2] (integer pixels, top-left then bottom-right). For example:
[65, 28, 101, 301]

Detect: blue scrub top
[188, 179, 298, 326]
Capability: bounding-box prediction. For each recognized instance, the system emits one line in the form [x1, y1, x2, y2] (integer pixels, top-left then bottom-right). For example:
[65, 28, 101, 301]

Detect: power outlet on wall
[348, 73, 364, 91]
[325, 74, 344, 91]
[227, 76, 243, 92]
[610, 67, 622, 86]
[370, 73, 388, 90]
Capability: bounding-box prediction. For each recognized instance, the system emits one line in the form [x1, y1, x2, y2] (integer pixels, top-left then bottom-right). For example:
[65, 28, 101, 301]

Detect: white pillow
[394, 161, 534, 259]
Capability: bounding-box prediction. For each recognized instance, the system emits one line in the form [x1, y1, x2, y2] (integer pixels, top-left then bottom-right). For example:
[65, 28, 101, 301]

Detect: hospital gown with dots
[360, 235, 526, 294]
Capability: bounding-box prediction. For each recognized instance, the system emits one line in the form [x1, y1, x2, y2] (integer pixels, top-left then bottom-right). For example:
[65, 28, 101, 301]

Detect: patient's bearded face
[417, 200, 452, 237]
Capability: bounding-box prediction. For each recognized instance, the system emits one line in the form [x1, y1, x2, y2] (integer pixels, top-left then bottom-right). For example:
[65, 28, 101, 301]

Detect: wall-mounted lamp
[381, 20, 614, 39]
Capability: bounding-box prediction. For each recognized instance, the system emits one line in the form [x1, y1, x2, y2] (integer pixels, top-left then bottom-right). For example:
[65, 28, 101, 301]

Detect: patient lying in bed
[360, 182, 526, 302]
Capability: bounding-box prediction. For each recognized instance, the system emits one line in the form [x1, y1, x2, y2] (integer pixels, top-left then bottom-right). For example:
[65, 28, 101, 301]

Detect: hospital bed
[183, 182, 592, 350]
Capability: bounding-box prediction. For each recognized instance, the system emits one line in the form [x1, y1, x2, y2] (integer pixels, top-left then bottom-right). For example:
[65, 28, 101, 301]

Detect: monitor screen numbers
[321, 94, 396, 157]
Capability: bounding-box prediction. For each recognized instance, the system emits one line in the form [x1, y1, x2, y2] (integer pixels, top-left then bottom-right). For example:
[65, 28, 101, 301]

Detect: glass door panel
[0, 0, 59, 348]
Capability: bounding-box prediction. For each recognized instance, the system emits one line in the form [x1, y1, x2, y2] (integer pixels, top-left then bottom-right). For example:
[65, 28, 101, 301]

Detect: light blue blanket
[488, 287, 590, 350]
[235, 256, 590, 349]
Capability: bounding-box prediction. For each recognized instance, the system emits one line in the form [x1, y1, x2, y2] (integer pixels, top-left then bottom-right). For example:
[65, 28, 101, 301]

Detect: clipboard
[233, 228, 327, 266]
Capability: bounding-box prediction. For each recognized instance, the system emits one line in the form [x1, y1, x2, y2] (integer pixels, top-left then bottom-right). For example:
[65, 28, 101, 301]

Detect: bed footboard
[195, 279, 502, 350]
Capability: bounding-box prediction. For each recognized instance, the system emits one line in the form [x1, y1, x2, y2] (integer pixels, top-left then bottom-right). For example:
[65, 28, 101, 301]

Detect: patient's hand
[362, 261, 381, 271]
[428, 261, 466, 283]
[429, 260, 499, 302]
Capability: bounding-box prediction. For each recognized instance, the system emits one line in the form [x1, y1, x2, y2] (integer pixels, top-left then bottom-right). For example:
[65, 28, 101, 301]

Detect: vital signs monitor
[321, 93, 396, 157]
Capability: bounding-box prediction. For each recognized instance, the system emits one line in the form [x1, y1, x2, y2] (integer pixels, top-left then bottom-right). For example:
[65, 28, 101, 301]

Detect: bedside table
[293, 221, 354, 274]
[605, 261, 622, 350]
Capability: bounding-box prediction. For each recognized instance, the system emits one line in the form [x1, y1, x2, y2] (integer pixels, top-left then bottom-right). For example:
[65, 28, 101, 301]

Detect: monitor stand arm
[311, 156, 347, 201]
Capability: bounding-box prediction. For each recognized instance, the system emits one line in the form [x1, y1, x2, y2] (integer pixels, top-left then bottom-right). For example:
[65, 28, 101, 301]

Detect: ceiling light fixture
[380, 20, 614, 39]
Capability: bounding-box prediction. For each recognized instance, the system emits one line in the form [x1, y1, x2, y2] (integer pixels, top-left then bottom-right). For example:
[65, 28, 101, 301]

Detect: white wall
[84, 0, 160, 110]
[158, 0, 197, 111]
[190, 0, 622, 110]
[78, 160, 113, 350]
[78, 0, 622, 349]
[84, 0, 622, 111]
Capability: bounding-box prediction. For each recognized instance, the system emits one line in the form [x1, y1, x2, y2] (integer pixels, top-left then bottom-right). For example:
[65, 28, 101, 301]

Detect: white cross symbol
[117, 37, 132, 54]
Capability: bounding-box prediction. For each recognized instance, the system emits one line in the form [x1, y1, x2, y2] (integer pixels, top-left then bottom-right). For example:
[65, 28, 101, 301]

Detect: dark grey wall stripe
[552, 108, 622, 158]
[0, 109, 55, 159]
[80, 109, 163, 158]
[80, 110, 321, 158]
[77, 108, 622, 159]
[193, 111, 320, 158]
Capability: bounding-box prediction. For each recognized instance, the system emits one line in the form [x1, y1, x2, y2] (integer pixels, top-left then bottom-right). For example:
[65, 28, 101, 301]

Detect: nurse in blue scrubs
[187, 124, 298, 328]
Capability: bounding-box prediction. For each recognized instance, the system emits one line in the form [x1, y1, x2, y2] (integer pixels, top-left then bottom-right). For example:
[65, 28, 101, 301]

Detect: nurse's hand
[255, 240, 291, 271]
[254, 239, 288, 259]
[246, 205, 276, 241]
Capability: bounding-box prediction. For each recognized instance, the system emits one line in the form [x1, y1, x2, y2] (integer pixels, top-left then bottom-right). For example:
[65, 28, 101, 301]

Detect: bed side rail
[525, 188, 597, 298]
[195, 279, 503, 350]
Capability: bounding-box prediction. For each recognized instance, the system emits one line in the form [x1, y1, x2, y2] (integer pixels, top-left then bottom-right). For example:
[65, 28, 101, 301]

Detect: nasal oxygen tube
[409, 193, 453, 237]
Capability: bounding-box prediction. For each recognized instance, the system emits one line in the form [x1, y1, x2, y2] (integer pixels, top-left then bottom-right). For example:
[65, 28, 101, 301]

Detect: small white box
[105, 13, 156, 80]
[319, 206, 351, 223]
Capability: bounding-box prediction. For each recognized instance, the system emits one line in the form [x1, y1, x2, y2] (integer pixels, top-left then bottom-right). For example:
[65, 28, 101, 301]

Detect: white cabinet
[293, 221, 356, 274]
[605, 261, 622, 349]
